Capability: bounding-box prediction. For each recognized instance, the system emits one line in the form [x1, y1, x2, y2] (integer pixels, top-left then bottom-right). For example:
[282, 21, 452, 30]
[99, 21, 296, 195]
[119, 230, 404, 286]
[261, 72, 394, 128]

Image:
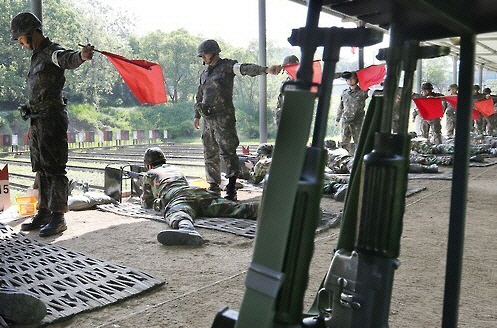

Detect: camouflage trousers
[164, 187, 259, 228]
[485, 114, 497, 135]
[29, 108, 69, 213]
[202, 113, 240, 185]
[341, 120, 363, 153]
[475, 116, 486, 135]
[446, 114, 456, 136]
[422, 118, 442, 144]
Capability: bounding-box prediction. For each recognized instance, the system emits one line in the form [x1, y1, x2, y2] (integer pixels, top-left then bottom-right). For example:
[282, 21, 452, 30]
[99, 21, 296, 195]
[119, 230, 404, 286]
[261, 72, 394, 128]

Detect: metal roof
[289, 0, 497, 71]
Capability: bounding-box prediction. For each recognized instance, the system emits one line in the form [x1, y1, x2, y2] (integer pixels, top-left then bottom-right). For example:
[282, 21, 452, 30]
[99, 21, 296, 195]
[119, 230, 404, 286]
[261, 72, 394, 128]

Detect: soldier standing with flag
[444, 84, 458, 136]
[335, 71, 369, 153]
[412, 82, 443, 144]
[193, 39, 281, 201]
[11, 12, 93, 237]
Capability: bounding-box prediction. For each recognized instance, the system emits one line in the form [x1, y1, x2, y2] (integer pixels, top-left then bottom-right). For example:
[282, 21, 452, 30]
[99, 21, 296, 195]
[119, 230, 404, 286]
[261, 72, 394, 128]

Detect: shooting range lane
[16, 163, 492, 328]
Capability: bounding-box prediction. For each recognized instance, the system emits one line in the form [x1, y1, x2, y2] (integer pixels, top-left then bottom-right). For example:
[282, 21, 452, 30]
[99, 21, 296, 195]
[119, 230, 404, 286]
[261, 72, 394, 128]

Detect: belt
[30, 98, 65, 113]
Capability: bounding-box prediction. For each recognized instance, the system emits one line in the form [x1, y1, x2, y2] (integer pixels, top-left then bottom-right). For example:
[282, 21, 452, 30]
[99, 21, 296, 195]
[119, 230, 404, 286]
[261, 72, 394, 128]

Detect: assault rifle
[211, 1, 452, 327]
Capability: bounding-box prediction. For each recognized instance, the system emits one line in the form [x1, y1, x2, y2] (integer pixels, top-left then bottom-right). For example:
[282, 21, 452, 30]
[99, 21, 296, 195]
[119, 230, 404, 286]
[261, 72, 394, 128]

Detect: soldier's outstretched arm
[53, 43, 93, 69]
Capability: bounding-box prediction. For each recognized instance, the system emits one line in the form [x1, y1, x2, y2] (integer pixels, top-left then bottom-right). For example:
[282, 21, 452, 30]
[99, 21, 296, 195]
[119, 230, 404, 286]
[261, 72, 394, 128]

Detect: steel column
[31, 0, 42, 24]
[442, 33, 475, 328]
[258, 0, 268, 143]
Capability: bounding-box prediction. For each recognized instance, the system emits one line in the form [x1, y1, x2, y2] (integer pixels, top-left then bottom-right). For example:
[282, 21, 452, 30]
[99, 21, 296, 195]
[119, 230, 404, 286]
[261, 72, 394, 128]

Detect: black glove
[18, 105, 32, 121]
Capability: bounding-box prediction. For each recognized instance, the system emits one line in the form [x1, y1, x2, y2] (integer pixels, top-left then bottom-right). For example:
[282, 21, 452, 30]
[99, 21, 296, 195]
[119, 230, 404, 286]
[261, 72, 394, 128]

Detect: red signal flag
[444, 95, 483, 120]
[102, 51, 167, 105]
[283, 60, 322, 84]
[356, 64, 386, 91]
[473, 98, 495, 117]
[412, 97, 444, 120]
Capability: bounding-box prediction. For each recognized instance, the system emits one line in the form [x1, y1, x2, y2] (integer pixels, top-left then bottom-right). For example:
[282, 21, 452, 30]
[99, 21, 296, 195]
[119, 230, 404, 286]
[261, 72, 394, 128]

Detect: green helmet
[197, 39, 221, 57]
[283, 55, 299, 66]
[422, 82, 434, 90]
[325, 139, 337, 149]
[341, 71, 357, 80]
[256, 144, 273, 157]
[144, 147, 166, 166]
[10, 12, 42, 40]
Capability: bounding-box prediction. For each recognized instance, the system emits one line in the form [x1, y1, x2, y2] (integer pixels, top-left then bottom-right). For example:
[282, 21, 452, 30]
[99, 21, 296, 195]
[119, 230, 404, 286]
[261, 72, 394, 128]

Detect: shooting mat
[97, 203, 340, 238]
[0, 223, 164, 326]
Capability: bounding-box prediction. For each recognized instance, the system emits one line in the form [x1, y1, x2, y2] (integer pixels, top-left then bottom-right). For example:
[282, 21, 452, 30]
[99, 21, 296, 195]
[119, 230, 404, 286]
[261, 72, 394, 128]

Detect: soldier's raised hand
[266, 65, 282, 75]
[80, 44, 94, 61]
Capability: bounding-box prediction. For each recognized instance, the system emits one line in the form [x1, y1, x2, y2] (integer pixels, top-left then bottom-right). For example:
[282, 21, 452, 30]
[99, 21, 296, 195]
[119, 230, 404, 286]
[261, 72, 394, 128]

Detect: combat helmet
[197, 39, 221, 57]
[256, 143, 274, 157]
[144, 147, 166, 166]
[341, 71, 357, 80]
[324, 139, 337, 150]
[283, 55, 299, 66]
[10, 12, 42, 40]
[421, 82, 434, 90]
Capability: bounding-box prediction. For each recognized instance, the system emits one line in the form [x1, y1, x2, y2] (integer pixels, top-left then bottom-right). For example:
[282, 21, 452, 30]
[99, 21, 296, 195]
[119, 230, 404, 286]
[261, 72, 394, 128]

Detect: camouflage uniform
[327, 148, 354, 174]
[473, 93, 487, 134]
[28, 37, 85, 213]
[275, 77, 297, 127]
[444, 99, 457, 136]
[195, 58, 268, 186]
[336, 87, 368, 152]
[250, 157, 272, 184]
[141, 164, 258, 228]
[323, 174, 348, 202]
[412, 92, 444, 144]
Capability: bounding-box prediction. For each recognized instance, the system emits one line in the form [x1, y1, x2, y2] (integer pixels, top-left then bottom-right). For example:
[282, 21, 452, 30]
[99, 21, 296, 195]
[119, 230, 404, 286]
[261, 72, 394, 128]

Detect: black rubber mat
[0, 224, 164, 326]
[97, 203, 340, 238]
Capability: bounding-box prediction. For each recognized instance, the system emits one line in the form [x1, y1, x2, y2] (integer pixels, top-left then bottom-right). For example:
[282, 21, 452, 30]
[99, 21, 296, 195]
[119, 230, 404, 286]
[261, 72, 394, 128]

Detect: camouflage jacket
[250, 157, 272, 184]
[28, 37, 84, 107]
[141, 164, 191, 211]
[336, 87, 368, 123]
[276, 76, 297, 110]
[443, 95, 457, 117]
[195, 58, 267, 119]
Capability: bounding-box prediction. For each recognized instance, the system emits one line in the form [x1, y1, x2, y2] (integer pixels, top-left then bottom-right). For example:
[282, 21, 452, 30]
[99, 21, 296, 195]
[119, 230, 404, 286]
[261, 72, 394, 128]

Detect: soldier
[140, 147, 259, 246]
[444, 84, 458, 136]
[412, 82, 443, 144]
[482, 87, 497, 135]
[275, 55, 299, 127]
[473, 85, 487, 134]
[335, 71, 368, 153]
[11, 12, 94, 237]
[193, 39, 281, 201]
[244, 143, 273, 184]
[325, 140, 354, 174]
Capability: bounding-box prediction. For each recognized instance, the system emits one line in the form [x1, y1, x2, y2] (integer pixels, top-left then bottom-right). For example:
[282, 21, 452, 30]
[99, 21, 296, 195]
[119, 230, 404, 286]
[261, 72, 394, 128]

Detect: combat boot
[333, 184, 348, 202]
[207, 183, 221, 197]
[0, 289, 46, 325]
[156, 219, 203, 246]
[224, 177, 237, 201]
[39, 212, 67, 237]
[20, 208, 51, 231]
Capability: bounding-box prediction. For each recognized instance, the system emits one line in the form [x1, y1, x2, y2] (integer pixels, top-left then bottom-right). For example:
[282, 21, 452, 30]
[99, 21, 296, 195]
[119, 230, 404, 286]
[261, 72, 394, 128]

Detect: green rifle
[211, 1, 452, 327]
[211, 0, 383, 326]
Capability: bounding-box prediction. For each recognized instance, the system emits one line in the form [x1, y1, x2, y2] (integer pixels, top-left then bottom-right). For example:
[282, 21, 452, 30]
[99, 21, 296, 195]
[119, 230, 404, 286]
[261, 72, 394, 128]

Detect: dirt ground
[5, 164, 497, 328]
